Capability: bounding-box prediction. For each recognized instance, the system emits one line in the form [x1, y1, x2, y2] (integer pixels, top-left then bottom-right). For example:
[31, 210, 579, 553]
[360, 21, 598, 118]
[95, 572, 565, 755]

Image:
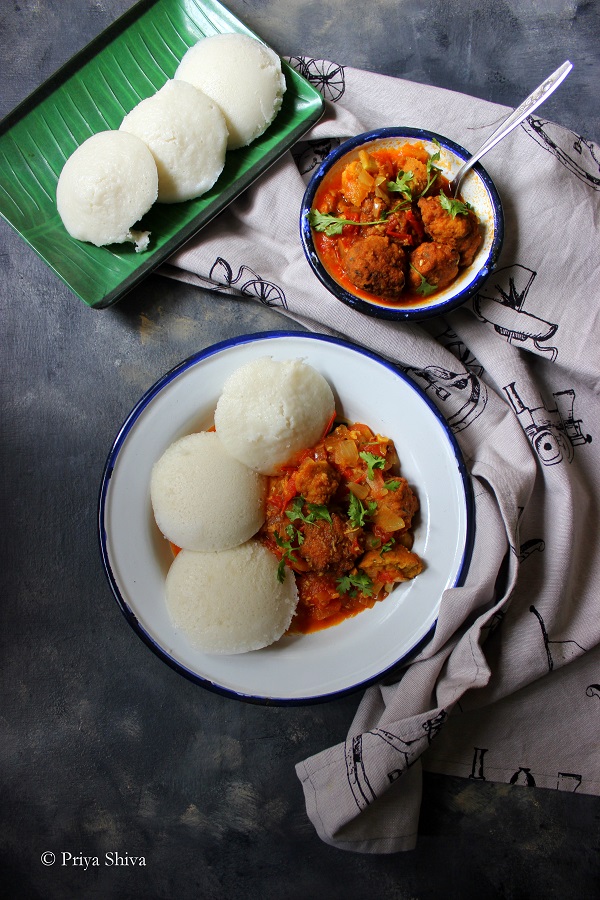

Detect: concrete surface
[1, 1, 599, 897]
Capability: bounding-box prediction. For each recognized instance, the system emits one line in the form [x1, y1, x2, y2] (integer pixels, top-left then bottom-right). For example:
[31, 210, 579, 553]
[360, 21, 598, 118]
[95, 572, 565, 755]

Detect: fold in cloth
[164, 60, 600, 853]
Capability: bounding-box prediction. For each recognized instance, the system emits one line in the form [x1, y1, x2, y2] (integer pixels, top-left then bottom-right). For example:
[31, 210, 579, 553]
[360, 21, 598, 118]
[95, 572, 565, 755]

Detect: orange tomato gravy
[258, 421, 423, 634]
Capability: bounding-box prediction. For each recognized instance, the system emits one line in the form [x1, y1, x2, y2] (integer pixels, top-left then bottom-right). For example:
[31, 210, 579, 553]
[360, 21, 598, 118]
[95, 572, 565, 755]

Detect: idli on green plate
[120, 79, 228, 203]
[175, 33, 286, 150]
[56, 130, 158, 249]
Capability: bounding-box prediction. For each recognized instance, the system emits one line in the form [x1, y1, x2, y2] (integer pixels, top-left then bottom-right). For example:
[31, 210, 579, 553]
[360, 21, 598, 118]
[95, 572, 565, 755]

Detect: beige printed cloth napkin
[164, 60, 600, 854]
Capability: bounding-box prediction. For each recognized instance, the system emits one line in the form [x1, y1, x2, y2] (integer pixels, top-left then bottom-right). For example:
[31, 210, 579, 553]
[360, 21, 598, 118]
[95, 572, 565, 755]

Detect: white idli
[175, 33, 286, 150]
[150, 431, 266, 552]
[119, 80, 228, 203]
[56, 130, 158, 249]
[214, 357, 336, 475]
[165, 541, 298, 654]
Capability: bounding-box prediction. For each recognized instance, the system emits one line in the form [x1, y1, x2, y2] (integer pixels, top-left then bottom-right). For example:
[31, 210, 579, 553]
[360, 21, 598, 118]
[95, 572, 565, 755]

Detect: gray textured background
[1, 1, 599, 897]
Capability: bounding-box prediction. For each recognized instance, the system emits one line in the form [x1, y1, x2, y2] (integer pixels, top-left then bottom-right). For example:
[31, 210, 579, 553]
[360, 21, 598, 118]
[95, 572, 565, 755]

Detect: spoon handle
[451, 60, 573, 194]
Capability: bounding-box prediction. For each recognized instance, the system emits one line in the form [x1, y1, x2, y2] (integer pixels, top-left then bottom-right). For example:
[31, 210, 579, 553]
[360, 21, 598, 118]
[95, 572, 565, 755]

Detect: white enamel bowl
[99, 331, 474, 704]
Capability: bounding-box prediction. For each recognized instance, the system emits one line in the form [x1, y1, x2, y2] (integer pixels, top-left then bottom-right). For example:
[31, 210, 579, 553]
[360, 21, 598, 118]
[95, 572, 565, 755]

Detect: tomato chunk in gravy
[258, 422, 424, 633]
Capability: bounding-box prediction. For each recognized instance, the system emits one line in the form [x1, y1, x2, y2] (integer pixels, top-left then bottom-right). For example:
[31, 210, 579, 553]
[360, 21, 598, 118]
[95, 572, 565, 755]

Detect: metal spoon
[449, 60, 573, 195]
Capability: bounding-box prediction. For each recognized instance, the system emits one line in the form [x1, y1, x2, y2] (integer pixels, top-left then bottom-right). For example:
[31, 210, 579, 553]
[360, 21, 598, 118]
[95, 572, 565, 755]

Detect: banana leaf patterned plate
[0, 0, 323, 308]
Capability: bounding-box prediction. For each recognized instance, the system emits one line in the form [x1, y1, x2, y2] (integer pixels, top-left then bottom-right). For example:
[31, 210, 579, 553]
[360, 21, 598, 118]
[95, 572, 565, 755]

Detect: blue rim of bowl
[98, 330, 475, 705]
[300, 127, 505, 321]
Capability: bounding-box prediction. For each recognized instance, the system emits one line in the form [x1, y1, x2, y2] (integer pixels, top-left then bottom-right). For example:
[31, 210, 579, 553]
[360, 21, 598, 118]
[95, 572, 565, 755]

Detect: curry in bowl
[301, 128, 503, 320]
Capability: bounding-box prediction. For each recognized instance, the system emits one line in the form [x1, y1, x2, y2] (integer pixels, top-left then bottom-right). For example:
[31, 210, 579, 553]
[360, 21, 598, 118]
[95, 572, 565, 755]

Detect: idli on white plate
[119, 80, 228, 203]
[175, 33, 286, 150]
[150, 431, 266, 552]
[165, 541, 298, 654]
[214, 357, 336, 475]
[56, 130, 158, 250]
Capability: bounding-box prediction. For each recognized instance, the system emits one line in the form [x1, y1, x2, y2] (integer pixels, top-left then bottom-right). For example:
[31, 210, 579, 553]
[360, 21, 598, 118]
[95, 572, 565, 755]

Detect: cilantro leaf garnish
[308, 208, 383, 236]
[381, 539, 395, 554]
[286, 523, 304, 544]
[421, 140, 442, 195]
[348, 493, 377, 528]
[384, 479, 402, 491]
[337, 571, 374, 597]
[359, 451, 386, 479]
[387, 169, 414, 200]
[428, 139, 441, 168]
[274, 527, 302, 583]
[276, 559, 287, 584]
[409, 264, 438, 297]
[306, 503, 333, 524]
[286, 496, 306, 522]
[439, 189, 473, 218]
[286, 496, 332, 525]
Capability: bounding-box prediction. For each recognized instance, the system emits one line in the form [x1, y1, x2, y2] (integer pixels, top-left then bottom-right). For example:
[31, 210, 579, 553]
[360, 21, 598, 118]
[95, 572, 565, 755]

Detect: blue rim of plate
[300, 127, 505, 321]
[98, 330, 475, 705]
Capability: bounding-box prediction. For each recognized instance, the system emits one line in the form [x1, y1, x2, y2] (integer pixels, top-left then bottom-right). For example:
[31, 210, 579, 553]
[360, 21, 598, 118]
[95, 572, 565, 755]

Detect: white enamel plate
[99, 331, 474, 704]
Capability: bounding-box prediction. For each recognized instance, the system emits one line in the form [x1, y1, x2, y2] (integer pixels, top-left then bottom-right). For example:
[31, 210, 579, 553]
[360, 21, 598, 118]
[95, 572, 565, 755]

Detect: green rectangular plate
[0, 0, 323, 308]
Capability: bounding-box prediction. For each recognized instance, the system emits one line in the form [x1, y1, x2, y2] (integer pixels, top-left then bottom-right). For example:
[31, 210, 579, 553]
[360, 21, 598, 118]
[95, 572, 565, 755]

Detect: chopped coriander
[285, 523, 304, 544]
[274, 528, 301, 582]
[384, 479, 402, 491]
[359, 450, 386, 479]
[348, 493, 377, 528]
[307, 503, 333, 524]
[439, 189, 473, 218]
[389, 200, 411, 214]
[286, 496, 332, 525]
[381, 539, 395, 554]
[409, 264, 438, 297]
[308, 208, 383, 236]
[276, 559, 287, 584]
[387, 169, 414, 200]
[286, 496, 305, 521]
[337, 571, 374, 597]
[421, 139, 442, 195]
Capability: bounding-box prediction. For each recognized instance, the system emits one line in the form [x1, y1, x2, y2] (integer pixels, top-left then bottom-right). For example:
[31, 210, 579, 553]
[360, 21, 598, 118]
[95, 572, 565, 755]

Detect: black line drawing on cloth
[345, 732, 411, 810]
[522, 117, 600, 191]
[345, 735, 378, 808]
[469, 747, 488, 780]
[422, 711, 447, 743]
[435, 326, 485, 377]
[345, 714, 447, 810]
[482, 610, 505, 638]
[287, 57, 346, 102]
[529, 605, 588, 672]
[510, 767, 536, 786]
[208, 258, 288, 309]
[519, 537, 545, 562]
[556, 773, 582, 792]
[504, 381, 592, 466]
[402, 363, 487, 433]
[472, 264, 559, 360]
[291, 138, 341, 176]
[585, 684, 600, 700]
